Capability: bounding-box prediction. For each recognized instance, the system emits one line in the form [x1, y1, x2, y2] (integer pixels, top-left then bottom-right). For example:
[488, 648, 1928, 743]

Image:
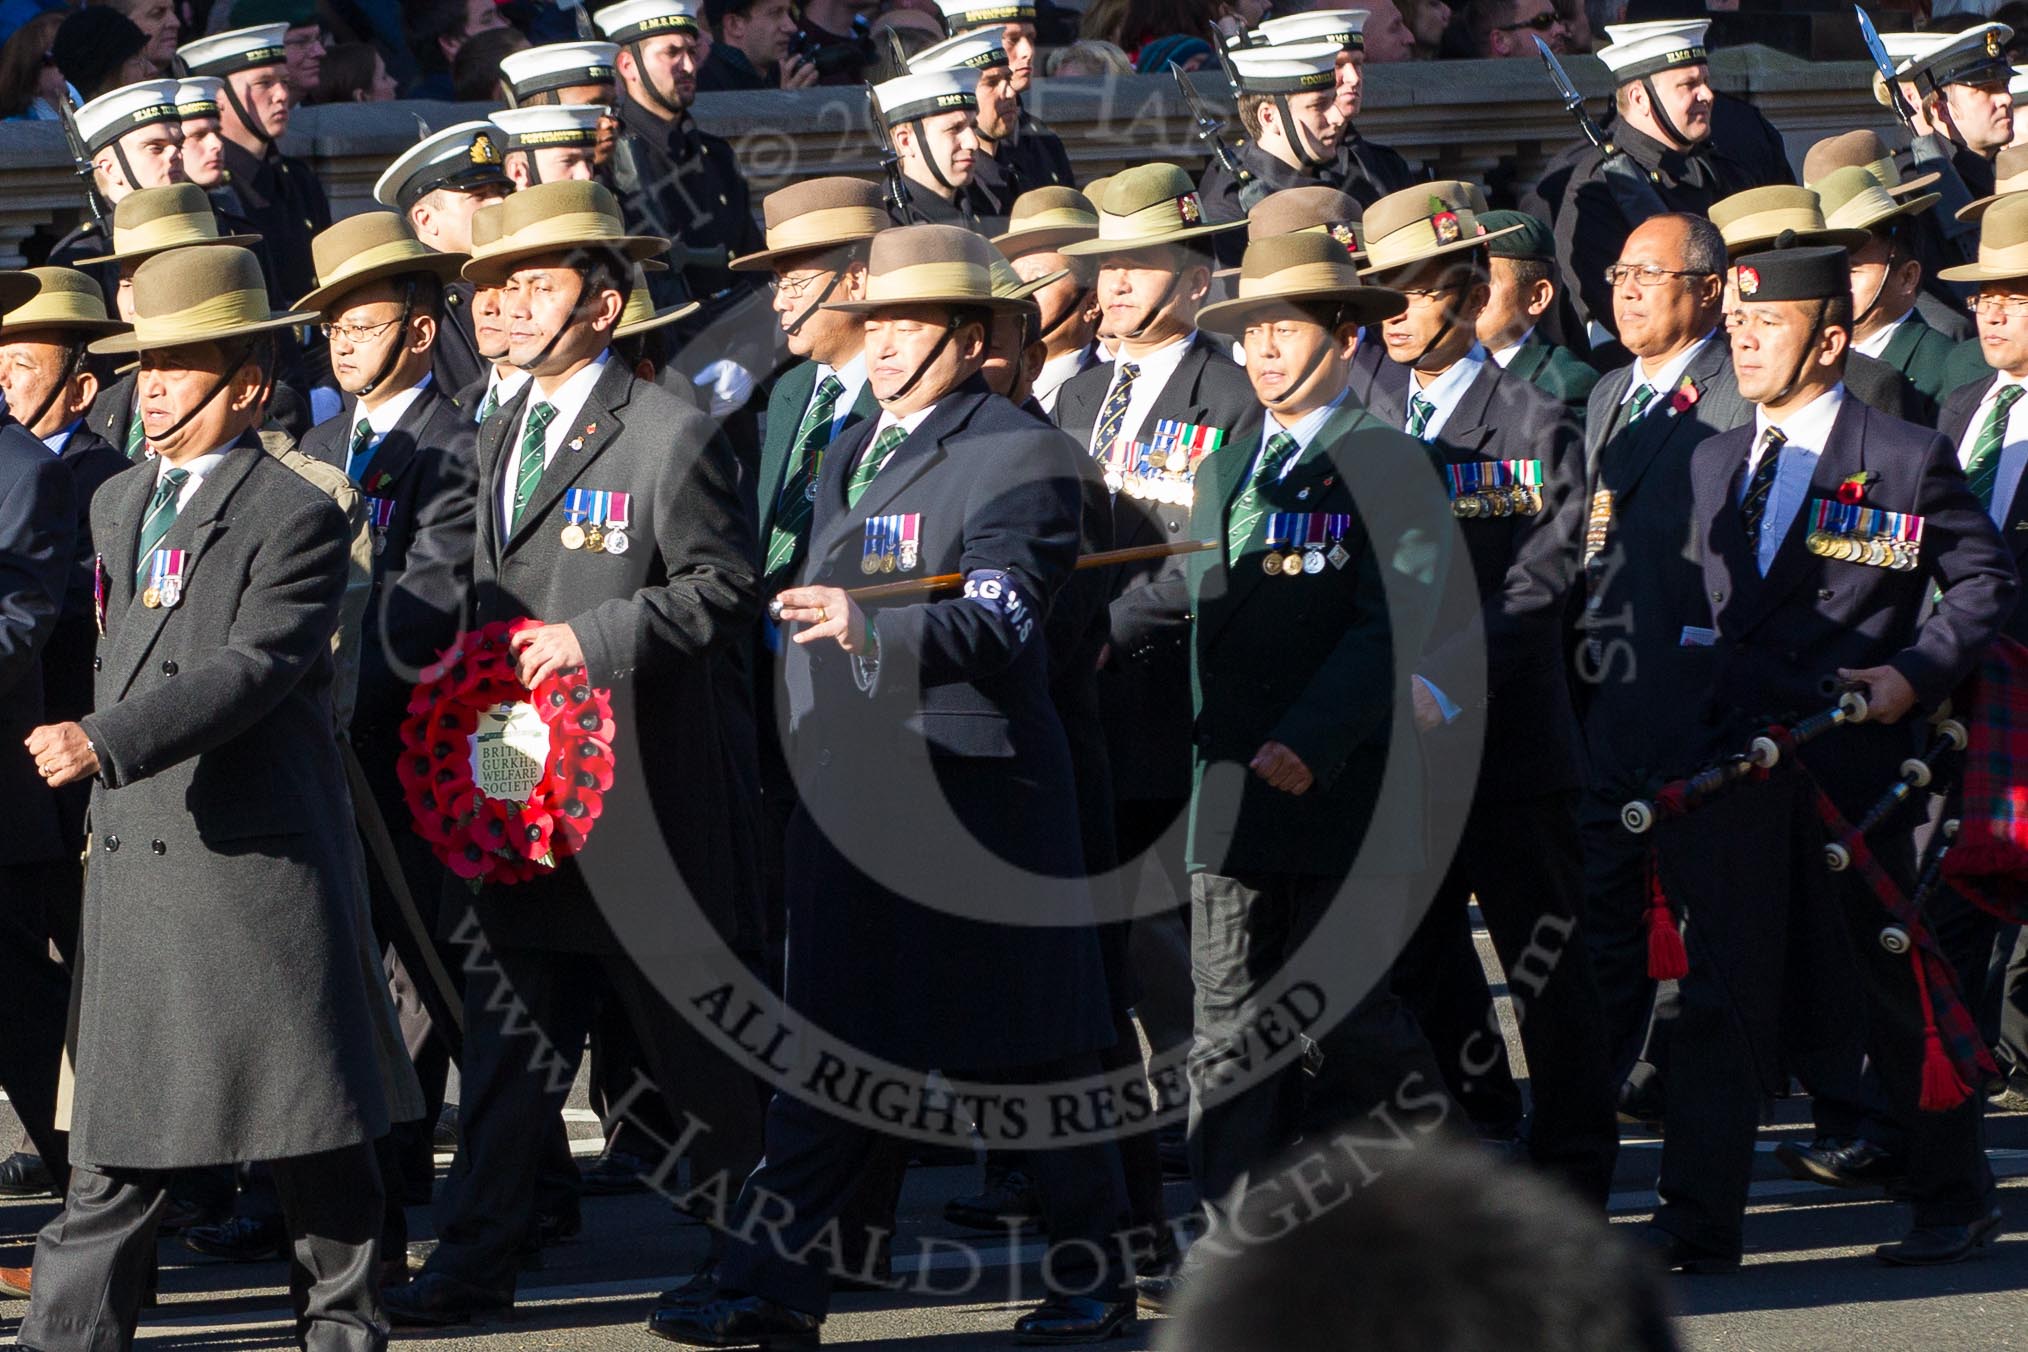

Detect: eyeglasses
[1496, 10, 1561, 31]
[318, 316, 403, 344]
[769, 271, 834, 299]
[1396, 284, 1460, 308]
[1972, 294, 2028, 318]
[1603, 264, 1713, 288]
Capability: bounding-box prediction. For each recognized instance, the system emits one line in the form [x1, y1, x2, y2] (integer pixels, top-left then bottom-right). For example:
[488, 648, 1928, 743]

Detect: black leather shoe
[1633, 1225, 1740, 1274]
[182, 1214, 287, 1262]
[1876, 1205, 2004, 1266]
[645, 1294, 821, 1347]
[1774, 1137, 1906, 1191]
[581, 1148, 652, 1196]
[433, 1106, 461, 1154]
[657, 1261, 718, 1307]
[0, 1153, 55, 1199]
[382, 1271, 513, 1327]
[1133, 1267, 1180, 1313]
[944, 1165, 1041, 1231]
[1012, 1296, 1135, 1344]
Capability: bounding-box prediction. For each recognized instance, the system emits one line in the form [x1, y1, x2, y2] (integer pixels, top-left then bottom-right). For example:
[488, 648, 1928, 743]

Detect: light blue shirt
[1404, 343, 1488, 443]
[1743, 384, 1844, 575]
[1249, 391, 1348, 481]
[41, 421, 78, 456]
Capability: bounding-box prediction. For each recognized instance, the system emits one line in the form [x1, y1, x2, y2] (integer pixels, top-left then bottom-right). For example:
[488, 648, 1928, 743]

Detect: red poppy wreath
[396, 619, 617, 886]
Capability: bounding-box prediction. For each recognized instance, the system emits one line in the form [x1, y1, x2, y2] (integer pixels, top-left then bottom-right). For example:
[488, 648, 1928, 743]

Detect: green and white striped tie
[1227, 432, 1299, 560]
[846, 425, 909, 509]
[135, 468, 189, 588]
[509, 402, 557, 532]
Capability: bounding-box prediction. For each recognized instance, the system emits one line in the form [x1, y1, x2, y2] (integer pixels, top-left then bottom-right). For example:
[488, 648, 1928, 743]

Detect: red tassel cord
[1908, 946, 1973, 1112]
[1645, 851, 1689, 981]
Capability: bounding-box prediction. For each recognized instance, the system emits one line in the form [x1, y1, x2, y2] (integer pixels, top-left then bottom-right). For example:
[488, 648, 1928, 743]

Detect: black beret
[1732, 244, 1849, 304]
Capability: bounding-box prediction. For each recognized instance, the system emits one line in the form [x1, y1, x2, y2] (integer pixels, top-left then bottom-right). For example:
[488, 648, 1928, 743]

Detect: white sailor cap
[74, 80, 183, 154]
[591, 0, 699, 45]
[493, 104, 609, 151]
[1900, 22, 2013, 90]
[934, 0, 1035, 32]
[1595, 18, 1710, 84]
[372, 120, 513, 212]
[1878, 31, 1938, 68]
[498, 41, 619, 100]
[909, 29, 1008, 74]
[176, 23, 290, 77]
[872, 69, 977, 124]
[174, 76, 223, 118]
[1254, 10, 1366, 51]
[1227, 41, 1341, 94]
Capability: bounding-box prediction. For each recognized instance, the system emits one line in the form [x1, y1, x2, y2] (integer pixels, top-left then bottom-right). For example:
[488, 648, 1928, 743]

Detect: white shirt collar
[527, 352, 610, 435]
[1406, 342, 1487, 441]
[358, 374, 432, 438]
[1624, 331, 1716, 404]
[1035, 347, 1091, 411]
[487, 366, 530, 406]
[1490, 326, 1536, 369]
[1852, 309, 1916, 360]
[815, 351, 869, 415]
[1111, 331, 1195, 383]
[1752, 383, 1845, 459]
[872, 401, 939, 441]
[156, 446, 233, 510]
[1258, 390, 1348, 477]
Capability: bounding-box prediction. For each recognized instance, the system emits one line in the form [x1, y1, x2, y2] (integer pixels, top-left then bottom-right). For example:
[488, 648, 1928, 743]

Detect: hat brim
[991, 224, 1100, 257]
[824, 291, 1037, 315]
[294, 251, 469, 314]
[77, 232, 264, 267]
[1957, 188, 2027, 224]
[1938, 256, 2028, 283]
[615, 298, 701, 338]
[1718, 226, 1871, 257]
[1831, 192, 1944, 234]
[462, 235, 667, 284]
[1196, 284, 1406, 334]
[88, 309, 317, 355]
[0, 273, 42, 313]
[1887, 169, 1942, 198]
[1057, 219, 1247, 257]
[1357, 220, 1524, 276]
[0, 316, 131, 338]
[727, 234, 880, 272]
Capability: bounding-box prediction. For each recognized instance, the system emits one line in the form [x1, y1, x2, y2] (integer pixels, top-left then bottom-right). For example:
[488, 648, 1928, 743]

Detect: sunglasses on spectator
[1497, 11, 1562, 31]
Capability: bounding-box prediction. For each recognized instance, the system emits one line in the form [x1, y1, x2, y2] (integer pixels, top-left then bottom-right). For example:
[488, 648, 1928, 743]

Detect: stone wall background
[1, 47, 1892, 266]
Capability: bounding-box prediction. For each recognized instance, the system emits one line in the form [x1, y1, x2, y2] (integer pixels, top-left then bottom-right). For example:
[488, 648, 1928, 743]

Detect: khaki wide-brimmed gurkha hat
[729, 177, 891, 271]
[992, 186, 1099, 257]
[295, 212, 467, 313]
[1058, 164, 1246, 256]
[89, 244, 314, 355]
[1708, 185, 1868, 256]
[1199, 231, 1406, 332]
[824, 224, 1038, 314]
[79, 183, 260, 266]
[1357, 181, 1523, 275]
[460, 181, 666, 285]
[1816, 166, 1941, 236]
[1940, 194, 2028, 284]
[0, 268, 122, 335]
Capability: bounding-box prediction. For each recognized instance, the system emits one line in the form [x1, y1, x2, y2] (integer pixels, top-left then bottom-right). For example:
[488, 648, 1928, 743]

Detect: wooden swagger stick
[767, 538, 1219, 618]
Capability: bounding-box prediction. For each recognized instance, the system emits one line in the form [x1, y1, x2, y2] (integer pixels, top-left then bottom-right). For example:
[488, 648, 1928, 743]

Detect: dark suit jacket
[1504, 331, 1600, 422]
[1874, 313, 1959, 407]
[779, 379, 1113, 1069]
[0, 419, 76, 866]
[1054, 333, 1259, 800]
[44, 422, 133, 846]
[85, 371, 138, 462]
[1366, 356, 1586, 804]
[463, 355, 759, 959]
[76, 437, 388, 1167]
[1690, 395, 2016, 802]
[1199, 142, 1328, 266]
[433, 283, 486, 398]
[1575, 339, 1751, 792]
[297, 379, 478, 758]
[1179, 401, 1452, 879]
[1939, 375, 2028, 644]
[1847, 349, 1931, 426]
[1322, 127, 1422, 207]
[755, 358, 880, 589]
[995, 114, 1077, 198]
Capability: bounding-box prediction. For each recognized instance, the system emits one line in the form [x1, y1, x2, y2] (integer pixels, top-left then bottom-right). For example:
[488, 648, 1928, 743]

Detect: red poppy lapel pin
[1836, 470, 1878, 506]
[1667, 376, 1701, 417]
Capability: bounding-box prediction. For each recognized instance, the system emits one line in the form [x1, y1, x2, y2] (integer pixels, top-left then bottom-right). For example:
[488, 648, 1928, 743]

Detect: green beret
[1477, 210, 1554, 262]
[230, 0, 319, 29]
